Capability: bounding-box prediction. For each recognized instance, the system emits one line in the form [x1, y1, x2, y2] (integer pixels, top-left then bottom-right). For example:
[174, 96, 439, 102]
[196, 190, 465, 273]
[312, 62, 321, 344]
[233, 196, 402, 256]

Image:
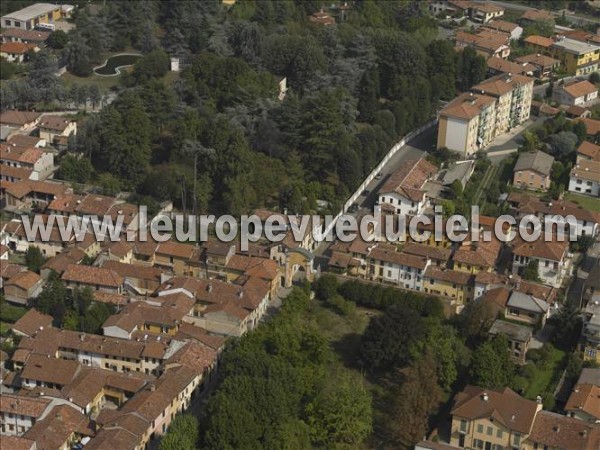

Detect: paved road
[313, 126, 435, 268]
[473, 0, 600, 25]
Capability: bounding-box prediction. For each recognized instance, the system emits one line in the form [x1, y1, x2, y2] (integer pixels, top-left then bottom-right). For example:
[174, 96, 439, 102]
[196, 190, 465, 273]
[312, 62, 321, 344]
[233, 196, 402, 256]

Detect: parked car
[348, 203, 359, 213]
[375, 172, 383, 180]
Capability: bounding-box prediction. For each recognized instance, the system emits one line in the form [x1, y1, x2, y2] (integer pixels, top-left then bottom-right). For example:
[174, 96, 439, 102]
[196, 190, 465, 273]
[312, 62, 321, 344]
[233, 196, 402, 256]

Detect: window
[513, 433, 521, 446]
[496, 429, 503, 438]
[477, 424, 484, 433]
[473, 439, 484, 449]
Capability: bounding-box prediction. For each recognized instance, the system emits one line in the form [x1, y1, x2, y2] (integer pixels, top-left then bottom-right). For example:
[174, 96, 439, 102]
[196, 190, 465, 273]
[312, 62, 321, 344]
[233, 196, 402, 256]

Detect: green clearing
[564, 192, 600, 213]
[61, 71, 121, 94]
[523, 346, 566, 400]
[0, 322, 10, 336]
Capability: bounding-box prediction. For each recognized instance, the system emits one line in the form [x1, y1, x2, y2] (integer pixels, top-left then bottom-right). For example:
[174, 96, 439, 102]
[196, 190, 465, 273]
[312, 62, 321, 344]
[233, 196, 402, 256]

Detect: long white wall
[319, 119, 438, 241]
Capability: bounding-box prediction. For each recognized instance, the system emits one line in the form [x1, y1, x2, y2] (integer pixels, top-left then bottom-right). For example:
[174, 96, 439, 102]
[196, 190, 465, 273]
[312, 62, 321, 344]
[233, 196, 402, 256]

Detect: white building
[569, 159, 600, 197]
[512, 239, 569, 287]
[368, 246, 430, 291]
[554, 80, 598, 106]
[378, 157, 438, 215]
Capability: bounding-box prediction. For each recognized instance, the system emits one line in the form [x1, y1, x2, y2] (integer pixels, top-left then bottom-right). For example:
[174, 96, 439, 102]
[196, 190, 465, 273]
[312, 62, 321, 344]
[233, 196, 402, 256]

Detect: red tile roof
[380, 158, 437, 202]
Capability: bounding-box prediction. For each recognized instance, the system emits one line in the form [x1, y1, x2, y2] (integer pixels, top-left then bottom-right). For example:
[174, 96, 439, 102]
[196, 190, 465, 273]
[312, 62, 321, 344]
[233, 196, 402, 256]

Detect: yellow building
[551, 37, 600, 75]
[1, 3, 64, 30]
[423, 266, 473, 303]
[451, 385, 542, 449]
[452, 239, 502, 274]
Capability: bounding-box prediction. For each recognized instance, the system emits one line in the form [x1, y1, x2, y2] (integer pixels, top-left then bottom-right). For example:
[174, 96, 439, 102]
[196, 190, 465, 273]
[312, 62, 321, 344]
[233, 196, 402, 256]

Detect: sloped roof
[451, 385, 539, 434]
[524, 35, 554, 48]
[440, 92, 496, 120]
[379, 158, 438, 202]
[562, 80, 598, 99]
[514, 150, 554, 176]
[507, 290, 549, 313]
[528, 410, 600, 450]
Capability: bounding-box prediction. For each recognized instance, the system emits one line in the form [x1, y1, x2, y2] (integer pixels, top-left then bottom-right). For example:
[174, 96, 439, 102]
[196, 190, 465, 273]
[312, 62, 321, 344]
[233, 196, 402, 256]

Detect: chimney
[207, 284, 213, 293]
[536, 395, 542, 404]
[482, 392, 489, 401]
[150, 384, 156, 392]
[238, 290, 244, 299]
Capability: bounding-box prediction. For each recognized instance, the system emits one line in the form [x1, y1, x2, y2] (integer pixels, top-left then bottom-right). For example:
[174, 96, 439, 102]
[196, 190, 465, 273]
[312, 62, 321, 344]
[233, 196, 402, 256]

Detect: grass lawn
[524, 347, 566, 400]
[0, 322, 10, 336]
[564, 192, 600, 213]
[61, 71, 121, 94]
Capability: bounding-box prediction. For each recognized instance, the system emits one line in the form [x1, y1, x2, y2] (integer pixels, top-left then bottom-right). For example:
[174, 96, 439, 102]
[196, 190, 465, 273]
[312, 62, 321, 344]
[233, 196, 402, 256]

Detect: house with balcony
[515, 53, 561, 80]
[423, 266, 473, 303]
[511, 238, 569, 287]
[1, 143, 55, 181]
[582, 297, 600, 363]
[367, 244, 429, 291]
[505, 290, 550, 327]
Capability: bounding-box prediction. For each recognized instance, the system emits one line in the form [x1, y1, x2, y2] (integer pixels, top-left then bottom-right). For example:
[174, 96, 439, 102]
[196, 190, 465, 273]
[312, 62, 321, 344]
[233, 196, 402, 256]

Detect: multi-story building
[377, 157, 438, 215]
[437, 92, 497, 156]
[515, 53, 561, 80]
[450, 385, 542, 449]
[554, 80, 598, 107]
[511, 238, 570, 287]
[512, 150, 554, 191]
[367, 244, 430, 291]
[550, 36, 600, 75]
[472, 73, 534, 133]
[582, 297, 600, 363]
[569, 159, 600, 197]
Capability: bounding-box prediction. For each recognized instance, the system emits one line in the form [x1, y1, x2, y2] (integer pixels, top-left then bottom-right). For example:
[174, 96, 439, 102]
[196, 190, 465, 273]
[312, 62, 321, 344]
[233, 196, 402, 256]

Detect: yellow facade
[451, 416, 530, 449]
[557, 49, 600, 75]
[423, 277, 472, 303]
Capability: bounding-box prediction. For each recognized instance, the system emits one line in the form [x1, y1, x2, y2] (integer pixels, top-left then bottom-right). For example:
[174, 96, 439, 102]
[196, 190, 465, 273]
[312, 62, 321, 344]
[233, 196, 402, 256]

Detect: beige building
[437, 92, 497, 156]
[472, 73, 534, 134]
[450, 385, 542, 449]
[512, 150, 554, 191]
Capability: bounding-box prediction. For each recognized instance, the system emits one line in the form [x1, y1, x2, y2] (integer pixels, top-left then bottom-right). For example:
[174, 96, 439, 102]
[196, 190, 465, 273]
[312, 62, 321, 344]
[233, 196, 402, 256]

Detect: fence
[320, 118, 438, 240]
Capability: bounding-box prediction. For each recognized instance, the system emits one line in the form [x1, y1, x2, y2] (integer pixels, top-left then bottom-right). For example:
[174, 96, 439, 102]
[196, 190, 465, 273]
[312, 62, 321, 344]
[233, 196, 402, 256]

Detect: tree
[469, 335, 514, 389]
[130, 48, 170, 83]
[387, 353, 442, 448]
[360, 305, 425, 372]
[305, 372, 372, 447]
[314, 274, 338, 300]
[357, 67, 380, 122]
[523, 260, 541, 282]
[546, 78, 554, 98]
[590, 72, 600, 84]
[457, 47, 486, 91]
[47, 30, 69, 49]
[0, 59, 17, 80]
[58, 154, 94, 184]
[160, 414, 199, 450]
[36, 273, 68, 326]
[25, 246, 45, 273]
[66, 36, 92, 77]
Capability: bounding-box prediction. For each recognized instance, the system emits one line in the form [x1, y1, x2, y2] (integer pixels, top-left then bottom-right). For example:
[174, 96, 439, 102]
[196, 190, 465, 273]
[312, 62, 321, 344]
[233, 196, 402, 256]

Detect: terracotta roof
[570, 159, 600, 182]
[0, 393, 51, 418]
[101, 260, 163, 283]
[0, 143, 45, 164]
[521, 9, 554, 22]
[480, 286, 511, 310]
[528, 410, 600, 450]
[108, 202, 138, 226]
[472, 73, 535, 97]
[475, 271, 508, 286]
[328, 250, 352, 269]
[5, 179, 67, 200]
[92, 291, 130, 306]
[1, 262, 25, 280]
[24, 403, 93, 450]
[62, 264, 124, 288]
[565, 384, 600, 420]
[11, 308, 53, 337]
[226, 254, 279, 280]
[0, 435, 36, 450]
[577, 118, 600, 136]
[451, 385, 539, 434]
[156, 241, 197, 260]
[309, 11, 335, 25]
[0, 110, 40, 127]
[562, 80, 598, 99]
[21, 354, 80, 386]
[453, 239, 502, 268]
[5, 270, 42, 290]
[6, 134, 44, 147]
[424, 266, 472, 285]
[379, 157, 437, 202]
[515, 281, 557, 304]
[482, 19, 519, 34]
[487, 57, 535, 75]
[472, 2, 504, 13]
[47, 193, 86, 214]
[0, 42, 37, 54]
[85, 427, 140, 450]
[565, 104, 589, 117]
[37, 114, 73, 132]
[507, 191, 600, 224]
[512, 238, 568, 261]
[577, 141, 600, 162]
[40, 248, 86, 274]
[524, 35, 554, 48]
[75, 194, 115, 216]
[164, 340, 217, 373]
[1, 164, 33, 181]
[515, 53, 560, 67]
[1, 28, 50, 41]
[369, 246, 427, 270]
[456, 30, 508, 52]
[440, 92, 496, 120]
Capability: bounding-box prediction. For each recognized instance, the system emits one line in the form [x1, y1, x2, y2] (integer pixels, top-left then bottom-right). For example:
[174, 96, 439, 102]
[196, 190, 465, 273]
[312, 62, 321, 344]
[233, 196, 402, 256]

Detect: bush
[326, 294, 356, 316]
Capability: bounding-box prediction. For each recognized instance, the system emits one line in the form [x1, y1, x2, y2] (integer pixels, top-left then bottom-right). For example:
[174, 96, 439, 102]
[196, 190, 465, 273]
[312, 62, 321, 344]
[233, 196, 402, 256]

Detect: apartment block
[437, 92, 497, 156]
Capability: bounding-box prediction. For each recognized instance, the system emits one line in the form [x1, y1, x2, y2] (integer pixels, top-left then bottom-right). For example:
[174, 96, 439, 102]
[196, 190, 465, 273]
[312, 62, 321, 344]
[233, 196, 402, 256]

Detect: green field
[524, 347, 566, 400]
[61, 71, 121, 94]
[564, 192, 600, 213]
